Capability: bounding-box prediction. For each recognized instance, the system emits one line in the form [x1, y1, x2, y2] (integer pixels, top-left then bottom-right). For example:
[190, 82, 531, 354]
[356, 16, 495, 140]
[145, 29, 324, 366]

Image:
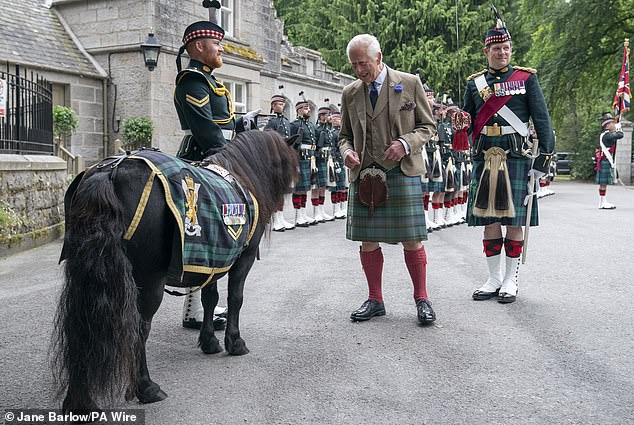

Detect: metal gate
[0, 63, 53, 155]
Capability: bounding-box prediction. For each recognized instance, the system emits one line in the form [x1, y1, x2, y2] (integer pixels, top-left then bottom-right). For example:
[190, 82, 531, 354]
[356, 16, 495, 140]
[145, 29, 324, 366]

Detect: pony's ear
[286, 134, 300, 147]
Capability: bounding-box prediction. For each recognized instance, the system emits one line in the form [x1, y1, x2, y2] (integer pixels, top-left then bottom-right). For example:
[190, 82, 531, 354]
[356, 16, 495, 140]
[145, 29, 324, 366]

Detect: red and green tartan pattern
[467, 156, 539, 227]
[346, 168, 427, 243]
[595, 158, 614, 185]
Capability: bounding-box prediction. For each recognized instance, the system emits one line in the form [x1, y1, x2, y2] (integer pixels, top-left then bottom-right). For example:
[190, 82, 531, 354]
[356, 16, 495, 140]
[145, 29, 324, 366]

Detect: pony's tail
[52, 170, 141, 407]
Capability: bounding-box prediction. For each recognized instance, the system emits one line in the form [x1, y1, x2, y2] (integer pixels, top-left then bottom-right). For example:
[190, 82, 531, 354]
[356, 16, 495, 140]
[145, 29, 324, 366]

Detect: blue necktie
[369, 81, 378, 109]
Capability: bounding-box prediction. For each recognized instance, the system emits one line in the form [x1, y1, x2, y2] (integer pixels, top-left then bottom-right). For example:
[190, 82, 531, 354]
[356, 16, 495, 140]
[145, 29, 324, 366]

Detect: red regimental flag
[613, 40, 630, 121]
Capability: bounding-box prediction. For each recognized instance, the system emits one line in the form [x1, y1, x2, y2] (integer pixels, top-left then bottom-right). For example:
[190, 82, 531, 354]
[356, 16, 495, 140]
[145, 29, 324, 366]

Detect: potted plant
[52, 105, 79, 147]
[122, 117, 154, 150]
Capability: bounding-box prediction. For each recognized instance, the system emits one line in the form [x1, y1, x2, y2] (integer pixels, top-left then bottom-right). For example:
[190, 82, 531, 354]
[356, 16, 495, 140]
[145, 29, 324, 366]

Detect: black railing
[0, 63, 53, 155]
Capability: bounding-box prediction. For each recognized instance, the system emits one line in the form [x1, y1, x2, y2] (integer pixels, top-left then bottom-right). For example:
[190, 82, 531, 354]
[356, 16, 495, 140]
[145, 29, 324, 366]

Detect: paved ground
[1, 180, 633, 424]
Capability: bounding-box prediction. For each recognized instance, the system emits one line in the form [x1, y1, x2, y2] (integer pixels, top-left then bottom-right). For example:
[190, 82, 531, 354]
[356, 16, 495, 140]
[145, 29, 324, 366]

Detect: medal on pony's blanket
[222, 203, 246, 225]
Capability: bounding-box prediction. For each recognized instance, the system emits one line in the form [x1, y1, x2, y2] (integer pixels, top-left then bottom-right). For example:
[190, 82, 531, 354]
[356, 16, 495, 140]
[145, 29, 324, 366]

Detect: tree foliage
[275, 0, 634, 178]
[275, 0, 524, 103]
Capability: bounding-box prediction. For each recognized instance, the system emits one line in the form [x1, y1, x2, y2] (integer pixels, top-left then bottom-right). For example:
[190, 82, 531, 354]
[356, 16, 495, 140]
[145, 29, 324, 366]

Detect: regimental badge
[181, 175, 202, 237]
[479, 86, 493, 101]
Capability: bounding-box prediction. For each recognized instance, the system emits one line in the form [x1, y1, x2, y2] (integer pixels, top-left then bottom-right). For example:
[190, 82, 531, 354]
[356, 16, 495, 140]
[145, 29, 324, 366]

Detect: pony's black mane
[207, 130, 298, 223]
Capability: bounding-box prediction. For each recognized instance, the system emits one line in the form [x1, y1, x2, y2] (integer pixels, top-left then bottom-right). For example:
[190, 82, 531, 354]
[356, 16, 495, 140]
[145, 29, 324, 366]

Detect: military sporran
[357, 167, 388, 217]
[472, 147, 515, 218]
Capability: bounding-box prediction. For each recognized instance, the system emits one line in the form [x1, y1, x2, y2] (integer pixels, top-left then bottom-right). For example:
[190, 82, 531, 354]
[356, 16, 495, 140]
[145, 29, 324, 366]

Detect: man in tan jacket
[339, 34, 437, 324]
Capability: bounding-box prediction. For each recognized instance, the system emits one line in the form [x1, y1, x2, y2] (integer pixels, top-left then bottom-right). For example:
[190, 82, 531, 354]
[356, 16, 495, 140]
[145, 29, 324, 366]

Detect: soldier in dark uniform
[312, 105, 335, 222]
[463, 12, 554, 304]
[173, 20, 259, 329]
[265, 94, 291, 137]
[451, 107, 473, 222]
[595, 112, 623, 209]
[329, 110, 349, 218]
[430, 102, 450, 228]
[264, 94, 296, 231]
[174, 21, 259, 160]
[421, 84, 435, 229]
[290, 100, 318, 227]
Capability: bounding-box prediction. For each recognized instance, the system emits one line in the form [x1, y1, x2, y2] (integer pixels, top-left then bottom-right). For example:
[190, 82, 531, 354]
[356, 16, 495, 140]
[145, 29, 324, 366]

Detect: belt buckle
[311, 144, 316, 151]
[486, 124, 501, 137]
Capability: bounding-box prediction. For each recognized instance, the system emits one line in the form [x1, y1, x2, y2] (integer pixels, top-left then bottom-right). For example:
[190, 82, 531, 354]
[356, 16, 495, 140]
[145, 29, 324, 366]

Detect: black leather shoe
[416, 299, 436, 325]
[350, 299, 386, 321]
[472, 288, 500, 301]
[497, 292, 517, 304]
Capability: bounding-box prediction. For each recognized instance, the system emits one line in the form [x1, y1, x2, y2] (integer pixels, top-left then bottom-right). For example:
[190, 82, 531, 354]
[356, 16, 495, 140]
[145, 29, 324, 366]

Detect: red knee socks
[504, 238, 524, 258]
[404, 246, 428, 301]
[360, 248, 384, 302]
[483, 238, 504, 257]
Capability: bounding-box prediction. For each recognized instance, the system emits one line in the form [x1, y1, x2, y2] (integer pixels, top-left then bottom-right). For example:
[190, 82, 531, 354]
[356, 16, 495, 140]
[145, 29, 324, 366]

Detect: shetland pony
[52, 130, 298, 412]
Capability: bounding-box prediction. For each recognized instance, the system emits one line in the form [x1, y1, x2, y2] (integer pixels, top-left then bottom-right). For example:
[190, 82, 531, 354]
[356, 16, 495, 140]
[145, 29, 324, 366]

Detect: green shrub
[122, 117, 154, 150]
[52, 105, 79, 142]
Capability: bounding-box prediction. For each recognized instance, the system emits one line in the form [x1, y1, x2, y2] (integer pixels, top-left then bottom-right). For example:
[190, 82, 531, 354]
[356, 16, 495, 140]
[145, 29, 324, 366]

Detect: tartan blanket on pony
[121, 150, 258, 285]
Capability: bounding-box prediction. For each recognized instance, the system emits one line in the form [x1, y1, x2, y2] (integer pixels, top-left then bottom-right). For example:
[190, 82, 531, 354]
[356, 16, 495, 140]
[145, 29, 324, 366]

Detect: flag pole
[612, 38, 630, 186]
[615, 38, 630, 124]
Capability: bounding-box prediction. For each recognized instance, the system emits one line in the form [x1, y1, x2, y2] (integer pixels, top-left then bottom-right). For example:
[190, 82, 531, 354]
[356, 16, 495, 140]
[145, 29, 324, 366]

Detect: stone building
[1, 0, 353, 163]
[0, 0, 353, 255]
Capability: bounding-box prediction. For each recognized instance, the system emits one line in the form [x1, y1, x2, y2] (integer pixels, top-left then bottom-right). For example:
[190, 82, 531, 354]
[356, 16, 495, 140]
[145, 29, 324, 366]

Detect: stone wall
[0, 155, 67, 257]
[615, 119, 633, 184]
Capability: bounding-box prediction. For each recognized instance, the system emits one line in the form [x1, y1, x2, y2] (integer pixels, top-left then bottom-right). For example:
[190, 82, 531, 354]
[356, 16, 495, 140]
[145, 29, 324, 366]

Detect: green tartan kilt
[294, 158, 312, 192]
[315, 157, 328, 188]
[595, 159, 614, 185]
[347, 167, 427, 243]
[332, 164, 349, 191]
[454, 162, 462, 189]
[426, 150, 445, 192]
[427, 180, 445, 192]
[467, 156, 539, 227]
[420, 178, 429, 193]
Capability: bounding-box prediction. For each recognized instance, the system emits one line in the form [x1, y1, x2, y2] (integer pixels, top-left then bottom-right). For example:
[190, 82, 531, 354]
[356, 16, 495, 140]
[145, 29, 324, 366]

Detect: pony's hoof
[200, 338, 223, 354]
[137, 383, 168, 404]
[226, 338, 250, 356]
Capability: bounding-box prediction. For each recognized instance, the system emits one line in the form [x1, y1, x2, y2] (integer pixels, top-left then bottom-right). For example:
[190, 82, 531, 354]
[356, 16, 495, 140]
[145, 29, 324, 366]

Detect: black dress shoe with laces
[350, 299, 386, 321]
[416, 299, 436, 325]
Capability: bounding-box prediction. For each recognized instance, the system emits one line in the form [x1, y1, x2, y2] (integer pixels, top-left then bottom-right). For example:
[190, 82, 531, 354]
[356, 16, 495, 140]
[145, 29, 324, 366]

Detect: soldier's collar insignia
[488, 66, 509, 75]
[202, 65, 211, 73]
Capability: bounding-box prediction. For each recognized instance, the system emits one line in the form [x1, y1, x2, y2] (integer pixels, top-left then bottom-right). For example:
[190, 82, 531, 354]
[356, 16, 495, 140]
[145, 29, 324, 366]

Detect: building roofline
[53, 8, 108, 78]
